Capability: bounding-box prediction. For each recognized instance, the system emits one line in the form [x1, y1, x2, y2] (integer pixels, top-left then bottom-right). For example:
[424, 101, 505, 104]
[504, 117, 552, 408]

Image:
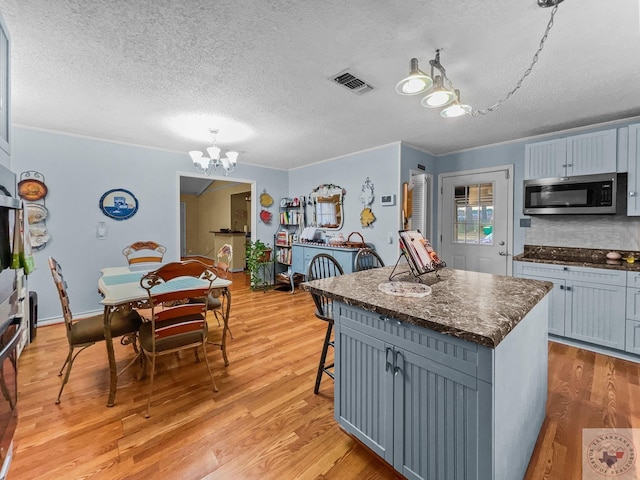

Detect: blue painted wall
[11, 127, 288, 321]
[288, 143, 402, 266]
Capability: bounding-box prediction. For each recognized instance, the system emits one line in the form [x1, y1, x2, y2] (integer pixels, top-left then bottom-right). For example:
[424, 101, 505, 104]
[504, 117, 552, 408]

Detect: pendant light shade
[440, 90, 472, 117]
[421, 75, 455, 108]
[395, 58, 433, 95]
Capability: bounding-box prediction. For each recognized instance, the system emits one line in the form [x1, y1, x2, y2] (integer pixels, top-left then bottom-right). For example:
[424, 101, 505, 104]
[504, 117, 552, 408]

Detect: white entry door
[439, 168, 513, 275]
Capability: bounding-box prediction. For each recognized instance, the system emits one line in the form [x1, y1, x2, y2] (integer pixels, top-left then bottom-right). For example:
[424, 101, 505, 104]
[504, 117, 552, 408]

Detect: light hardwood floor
[11, 272, 640, 479]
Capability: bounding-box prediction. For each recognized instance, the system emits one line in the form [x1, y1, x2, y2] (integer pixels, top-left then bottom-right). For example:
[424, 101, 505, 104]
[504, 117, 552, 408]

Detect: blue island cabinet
[334, 300, 549, 480]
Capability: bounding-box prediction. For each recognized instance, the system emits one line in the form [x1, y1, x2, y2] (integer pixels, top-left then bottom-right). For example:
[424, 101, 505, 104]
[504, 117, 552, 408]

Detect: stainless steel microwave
[523, 172, 624, 215]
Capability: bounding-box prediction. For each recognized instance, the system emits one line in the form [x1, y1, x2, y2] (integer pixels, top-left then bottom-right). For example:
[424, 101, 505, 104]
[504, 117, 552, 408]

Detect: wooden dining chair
[307, 253, 344, 394]
[139, 260, 219, 417]
[354, 248, 385, 271]
[122, 241, 166, 265]
[48, 257, 142, 404]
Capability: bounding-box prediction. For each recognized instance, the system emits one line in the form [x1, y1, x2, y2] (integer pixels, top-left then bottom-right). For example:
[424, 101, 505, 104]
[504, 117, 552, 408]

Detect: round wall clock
[99, 188, 139, 220]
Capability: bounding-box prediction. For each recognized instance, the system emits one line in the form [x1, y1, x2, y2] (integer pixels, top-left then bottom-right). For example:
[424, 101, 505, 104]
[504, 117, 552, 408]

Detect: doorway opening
[178, 173, 256, 272]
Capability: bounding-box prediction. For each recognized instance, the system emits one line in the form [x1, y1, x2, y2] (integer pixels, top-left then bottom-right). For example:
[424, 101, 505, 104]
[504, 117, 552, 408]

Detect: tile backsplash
[524, 215, 640, 250]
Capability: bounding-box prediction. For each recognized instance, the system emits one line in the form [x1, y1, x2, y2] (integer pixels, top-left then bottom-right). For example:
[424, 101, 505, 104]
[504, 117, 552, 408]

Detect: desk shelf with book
[274, 197, 305, 289]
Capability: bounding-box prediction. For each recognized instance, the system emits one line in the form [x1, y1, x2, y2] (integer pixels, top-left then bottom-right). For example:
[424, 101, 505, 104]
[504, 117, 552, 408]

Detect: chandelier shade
[189, 129, 238, 176]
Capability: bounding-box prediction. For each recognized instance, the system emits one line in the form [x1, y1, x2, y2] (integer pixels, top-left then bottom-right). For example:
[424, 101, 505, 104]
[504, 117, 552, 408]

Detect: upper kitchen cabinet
[627, 123, 640, 215]
[524, 129, 617, 179]
[0, 15, 9, 156]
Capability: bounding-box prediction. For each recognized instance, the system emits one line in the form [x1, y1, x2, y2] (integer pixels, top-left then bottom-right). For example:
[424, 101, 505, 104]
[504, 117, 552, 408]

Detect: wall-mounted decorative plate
[99, 188, 139, 220]
[18, 179, 48, 201]
[259, 209, 272, 224]
[259, 191, 274, 207]
[26, 203, 48, 224]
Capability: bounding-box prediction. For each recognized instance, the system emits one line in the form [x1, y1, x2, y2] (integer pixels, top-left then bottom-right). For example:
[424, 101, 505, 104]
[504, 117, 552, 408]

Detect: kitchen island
[302, 266, 552, 480]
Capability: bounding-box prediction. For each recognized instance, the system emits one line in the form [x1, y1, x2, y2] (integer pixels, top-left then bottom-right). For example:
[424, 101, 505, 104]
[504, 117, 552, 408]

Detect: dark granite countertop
[301, 266, 552, 349]
[513, 245, 640, 272]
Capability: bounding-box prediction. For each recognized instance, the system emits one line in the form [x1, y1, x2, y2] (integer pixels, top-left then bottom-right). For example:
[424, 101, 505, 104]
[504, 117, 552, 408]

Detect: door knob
[498, 251, 509, 256]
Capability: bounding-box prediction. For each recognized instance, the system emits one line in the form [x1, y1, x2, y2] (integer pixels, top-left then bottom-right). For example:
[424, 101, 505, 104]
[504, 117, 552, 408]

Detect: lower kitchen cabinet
[515, 262, 626, 350]
[334, 302, 547, 480]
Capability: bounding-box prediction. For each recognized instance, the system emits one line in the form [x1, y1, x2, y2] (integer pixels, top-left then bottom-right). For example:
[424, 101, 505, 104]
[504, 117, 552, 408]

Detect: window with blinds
[453, 183, 494, 245]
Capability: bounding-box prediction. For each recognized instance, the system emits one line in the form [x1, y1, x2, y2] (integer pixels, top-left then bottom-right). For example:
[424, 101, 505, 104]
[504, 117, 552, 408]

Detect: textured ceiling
[0, 0, 639, 170]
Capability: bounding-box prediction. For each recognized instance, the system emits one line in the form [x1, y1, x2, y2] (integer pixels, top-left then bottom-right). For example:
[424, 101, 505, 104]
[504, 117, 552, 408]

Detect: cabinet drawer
[514, 261, 625, 286]
[337, 303, 487, 381]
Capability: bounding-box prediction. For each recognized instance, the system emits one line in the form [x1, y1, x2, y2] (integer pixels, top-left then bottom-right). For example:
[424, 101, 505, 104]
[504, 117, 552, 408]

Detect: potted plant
[246, 239, 272, 289]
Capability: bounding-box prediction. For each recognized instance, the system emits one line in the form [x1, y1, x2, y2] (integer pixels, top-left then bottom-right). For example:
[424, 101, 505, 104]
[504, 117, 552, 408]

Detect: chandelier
[189, 129, 239, 176]
[396, 0, 563, 118]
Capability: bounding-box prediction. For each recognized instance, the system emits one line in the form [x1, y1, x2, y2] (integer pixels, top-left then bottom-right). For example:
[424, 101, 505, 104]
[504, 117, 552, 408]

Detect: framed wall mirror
[310, 184, 344, 230]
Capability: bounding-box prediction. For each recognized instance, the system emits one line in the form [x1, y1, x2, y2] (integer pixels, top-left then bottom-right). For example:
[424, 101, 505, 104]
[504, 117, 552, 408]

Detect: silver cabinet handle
[385, 347, 393, 372]
[394, 351, 403, 376]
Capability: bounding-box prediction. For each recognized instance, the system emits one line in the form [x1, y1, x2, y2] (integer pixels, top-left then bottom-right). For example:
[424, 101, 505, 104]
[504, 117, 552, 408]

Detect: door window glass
[453, 183, 494, 245]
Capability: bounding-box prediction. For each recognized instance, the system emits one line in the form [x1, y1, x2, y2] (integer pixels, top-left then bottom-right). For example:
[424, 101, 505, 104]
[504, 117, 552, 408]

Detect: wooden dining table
[98, 263, 232, 407]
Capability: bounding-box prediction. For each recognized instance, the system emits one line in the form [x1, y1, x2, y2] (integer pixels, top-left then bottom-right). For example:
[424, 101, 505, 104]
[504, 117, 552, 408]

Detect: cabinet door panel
[625, 320, 640, 355]
[331, 250, 355, 274]
[396, 349, 481, 480]
[629, 123, 640, 216]
[524, 138, 567, 179]
[566, 129, 617, 176]
[565, 281, 625, 349]
[336, 324, 393, 463]
[514, 272, 565, 336]
[626, 288, 640, 321]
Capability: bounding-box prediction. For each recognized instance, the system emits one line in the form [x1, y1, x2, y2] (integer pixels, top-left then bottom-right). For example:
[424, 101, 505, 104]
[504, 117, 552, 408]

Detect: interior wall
[288, 143, 401, 266]
[11, 126, 288, 322]
[230, 192, 249, 233]
[180, 193, 199, 255]
[196, 182, 250, 256]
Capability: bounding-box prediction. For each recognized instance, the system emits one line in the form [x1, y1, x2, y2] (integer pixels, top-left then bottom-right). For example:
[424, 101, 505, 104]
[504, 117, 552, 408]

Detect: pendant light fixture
[395, 58, 433, 95]
[189, 128, 239, 176]
[440, 90, 472, 118]
[397, 0, 563, 117]
[421, 74, 455, 108]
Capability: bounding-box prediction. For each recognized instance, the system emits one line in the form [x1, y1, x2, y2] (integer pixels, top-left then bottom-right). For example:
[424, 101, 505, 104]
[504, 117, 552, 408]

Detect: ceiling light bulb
[440, 103, 472, 118]
[440, 89, 472, 118]
[395, 58, 433, 95]
[421, 75, 455, 108]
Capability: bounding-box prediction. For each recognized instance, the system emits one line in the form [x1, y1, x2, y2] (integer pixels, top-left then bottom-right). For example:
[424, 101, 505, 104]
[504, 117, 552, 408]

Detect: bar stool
[307, 253, 344, 394]
[354, 247, 385, 271]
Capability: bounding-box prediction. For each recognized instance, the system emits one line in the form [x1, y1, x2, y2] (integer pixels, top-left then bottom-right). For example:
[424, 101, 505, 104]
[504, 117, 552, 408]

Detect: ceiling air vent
[330, 70, 375, 95]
